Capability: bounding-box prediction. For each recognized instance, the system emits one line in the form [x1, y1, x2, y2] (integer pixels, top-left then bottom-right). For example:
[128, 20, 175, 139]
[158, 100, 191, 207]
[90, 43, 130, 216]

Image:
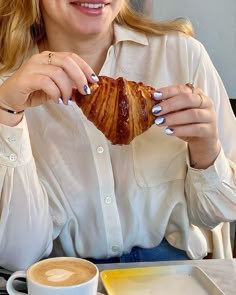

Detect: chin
[76, 23, 109, 36]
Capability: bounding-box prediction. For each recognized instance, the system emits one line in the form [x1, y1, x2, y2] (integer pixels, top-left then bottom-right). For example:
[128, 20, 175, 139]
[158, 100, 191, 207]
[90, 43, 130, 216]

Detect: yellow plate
[100, 265, 225, 295]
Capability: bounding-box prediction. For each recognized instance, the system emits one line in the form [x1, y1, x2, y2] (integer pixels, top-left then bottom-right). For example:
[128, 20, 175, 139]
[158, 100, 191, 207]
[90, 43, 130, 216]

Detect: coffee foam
[28, 258, 96, 287]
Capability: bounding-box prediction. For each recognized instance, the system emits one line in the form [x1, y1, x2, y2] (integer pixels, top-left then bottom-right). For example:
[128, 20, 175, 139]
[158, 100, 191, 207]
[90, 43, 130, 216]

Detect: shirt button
[97, 146, 104, 154]
[104, 196, 112, 204]
[8, 136, 16, 143]
[9, 154, 17, 162]
[112, 245, 120, 252]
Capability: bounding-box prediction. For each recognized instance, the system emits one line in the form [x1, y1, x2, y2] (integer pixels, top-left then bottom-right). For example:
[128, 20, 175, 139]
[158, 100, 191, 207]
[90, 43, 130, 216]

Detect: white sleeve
[185, 42, 236, 227]
[0, 117, 53, 271]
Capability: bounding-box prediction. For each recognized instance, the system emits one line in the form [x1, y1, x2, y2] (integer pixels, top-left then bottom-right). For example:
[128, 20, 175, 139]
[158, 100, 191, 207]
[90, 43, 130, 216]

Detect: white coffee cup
[6, 257, 99, 295]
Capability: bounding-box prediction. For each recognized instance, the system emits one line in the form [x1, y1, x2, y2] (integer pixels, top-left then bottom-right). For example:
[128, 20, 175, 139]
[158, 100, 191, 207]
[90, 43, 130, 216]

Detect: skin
[153, 85, 221, 169]
[0, 0, 221, 168]
[0, 0, 123, 124]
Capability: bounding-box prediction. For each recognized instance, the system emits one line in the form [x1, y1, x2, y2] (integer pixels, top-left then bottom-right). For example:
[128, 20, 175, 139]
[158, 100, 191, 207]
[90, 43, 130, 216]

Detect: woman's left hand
[152, 84, 221, 169]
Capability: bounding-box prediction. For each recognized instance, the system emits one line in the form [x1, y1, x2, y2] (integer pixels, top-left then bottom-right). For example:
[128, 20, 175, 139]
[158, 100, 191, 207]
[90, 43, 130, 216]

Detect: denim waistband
[86, 238, 189, 264]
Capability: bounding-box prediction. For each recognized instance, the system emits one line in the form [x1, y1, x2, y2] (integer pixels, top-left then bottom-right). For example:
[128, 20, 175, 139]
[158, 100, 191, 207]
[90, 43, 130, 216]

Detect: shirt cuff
[0, 116, 32, 167]
[186, 148, 233, 188]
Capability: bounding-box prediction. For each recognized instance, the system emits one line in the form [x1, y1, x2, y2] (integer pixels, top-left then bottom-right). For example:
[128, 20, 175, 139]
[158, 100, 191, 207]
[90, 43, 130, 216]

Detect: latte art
[28, 258, 96, 287]
[45, 269, 75, 283]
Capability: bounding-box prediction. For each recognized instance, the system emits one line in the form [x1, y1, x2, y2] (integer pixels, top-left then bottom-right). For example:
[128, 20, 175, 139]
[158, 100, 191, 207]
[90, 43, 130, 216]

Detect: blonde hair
[117, 2, 194, 36]
[0, 0, 40, 73]
[0, 0, 194, 74]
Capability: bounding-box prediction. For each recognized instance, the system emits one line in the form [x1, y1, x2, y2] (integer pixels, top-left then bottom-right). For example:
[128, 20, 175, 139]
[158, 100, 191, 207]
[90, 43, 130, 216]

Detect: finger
[163, 123, 213, 138]
[154, 109, 212, 127]
[40, 51, 98, 94]
[152, 92, 213, 116]
[32, 64, 73, 104]
[27, 74, 62, 105]
[153, 84, 205, 101]
[153, 84, 191, 101]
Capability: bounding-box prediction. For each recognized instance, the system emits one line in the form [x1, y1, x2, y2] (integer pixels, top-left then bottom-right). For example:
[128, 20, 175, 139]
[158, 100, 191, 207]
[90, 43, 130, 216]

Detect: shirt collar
[1, 23, 148, 78]
[113, 23, 149, 46]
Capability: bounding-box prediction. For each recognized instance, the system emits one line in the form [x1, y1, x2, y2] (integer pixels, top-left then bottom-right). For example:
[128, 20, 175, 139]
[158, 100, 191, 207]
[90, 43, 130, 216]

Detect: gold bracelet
[0, 105, 24, 115]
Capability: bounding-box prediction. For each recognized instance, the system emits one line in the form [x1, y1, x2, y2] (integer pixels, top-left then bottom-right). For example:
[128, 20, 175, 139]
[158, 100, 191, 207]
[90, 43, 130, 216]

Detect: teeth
[80, 3, 105, 9]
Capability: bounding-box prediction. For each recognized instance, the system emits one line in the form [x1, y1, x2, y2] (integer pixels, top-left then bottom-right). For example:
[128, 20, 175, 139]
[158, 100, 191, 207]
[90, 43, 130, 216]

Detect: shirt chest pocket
[131, 126, 187, 188]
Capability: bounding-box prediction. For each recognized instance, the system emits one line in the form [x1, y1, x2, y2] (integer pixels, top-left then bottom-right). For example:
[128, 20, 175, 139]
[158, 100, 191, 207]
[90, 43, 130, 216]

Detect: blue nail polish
[165, 128, 174, 135]
[155, 117, 165, 125]
[91, 73, 99, 82]
[58, 97, 63, 104]
[68, 98, 73, 106]
[152, 105, 162, 115]
[84, 85, 91, 95]
[153, 91, 162, 100]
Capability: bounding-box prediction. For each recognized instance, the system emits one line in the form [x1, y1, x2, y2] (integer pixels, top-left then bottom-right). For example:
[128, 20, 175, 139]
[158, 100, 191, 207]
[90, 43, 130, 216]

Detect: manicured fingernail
[91, 73, 99, 82]
[84, 85, 91, 95]
[68, 98, 73, 106]
[155, 117, 165, 125]
[165, 128, 174, 135]
[152, 105, 162, 115]
[58, 97, 63, 104]
[153, 91, 162, 100]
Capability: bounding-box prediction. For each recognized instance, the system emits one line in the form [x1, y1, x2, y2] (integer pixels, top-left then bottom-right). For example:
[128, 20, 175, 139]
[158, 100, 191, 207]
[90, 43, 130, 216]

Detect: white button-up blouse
[0, 24, 236, 271]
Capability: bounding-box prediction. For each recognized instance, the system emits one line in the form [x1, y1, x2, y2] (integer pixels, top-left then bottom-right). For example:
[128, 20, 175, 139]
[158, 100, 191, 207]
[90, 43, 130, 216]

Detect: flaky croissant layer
[74, 76, 156, 145]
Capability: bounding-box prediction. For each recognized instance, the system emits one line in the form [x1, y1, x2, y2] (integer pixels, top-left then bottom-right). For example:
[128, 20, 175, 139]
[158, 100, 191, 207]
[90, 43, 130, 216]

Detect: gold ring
[48, 52, 53, 65]
[198, 94, 204, 108]
[185, 83, 194, 93]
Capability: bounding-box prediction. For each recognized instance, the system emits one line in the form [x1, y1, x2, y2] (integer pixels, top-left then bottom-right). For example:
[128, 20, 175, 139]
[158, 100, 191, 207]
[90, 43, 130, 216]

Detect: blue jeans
[86, 239, 190, 264]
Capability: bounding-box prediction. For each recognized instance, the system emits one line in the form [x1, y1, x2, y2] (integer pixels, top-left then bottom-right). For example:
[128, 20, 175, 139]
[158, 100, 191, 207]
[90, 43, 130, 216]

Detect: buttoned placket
[71, 43, 124, 256]
[0, 131, 19, 165]
[95, 141, 124, 256]
[7, 135, 18, 162]
[79, 116, 124, 257]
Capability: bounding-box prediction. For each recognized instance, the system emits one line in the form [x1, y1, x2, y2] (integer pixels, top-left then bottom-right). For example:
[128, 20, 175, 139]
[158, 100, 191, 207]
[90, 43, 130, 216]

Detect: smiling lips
[70, 1, 107, 9]
[80, 3, 105, 8]
[70, 1, 108, 17]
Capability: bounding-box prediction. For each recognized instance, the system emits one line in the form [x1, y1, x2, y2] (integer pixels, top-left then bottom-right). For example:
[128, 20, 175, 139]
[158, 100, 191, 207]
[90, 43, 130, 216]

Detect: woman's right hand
[0, 51, 98, 113]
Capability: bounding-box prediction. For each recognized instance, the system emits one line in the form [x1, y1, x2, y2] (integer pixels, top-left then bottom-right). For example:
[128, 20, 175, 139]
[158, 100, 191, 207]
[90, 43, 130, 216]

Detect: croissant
[74, 76, 156, 145]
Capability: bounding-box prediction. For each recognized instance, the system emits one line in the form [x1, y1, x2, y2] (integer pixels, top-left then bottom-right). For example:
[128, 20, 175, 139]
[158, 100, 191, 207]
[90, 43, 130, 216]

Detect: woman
[0, 0, 236, 271]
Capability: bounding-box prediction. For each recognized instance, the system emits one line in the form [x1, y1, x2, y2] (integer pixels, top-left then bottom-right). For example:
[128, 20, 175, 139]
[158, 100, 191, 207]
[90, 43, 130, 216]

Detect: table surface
[97, 259, 236, 295]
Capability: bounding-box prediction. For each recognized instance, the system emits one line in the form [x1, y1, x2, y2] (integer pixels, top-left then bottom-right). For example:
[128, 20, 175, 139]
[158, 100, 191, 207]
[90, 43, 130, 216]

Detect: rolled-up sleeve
[185, 148, 236, 228]
[0, 117, 53, 271]
[184, 40, 236, 229]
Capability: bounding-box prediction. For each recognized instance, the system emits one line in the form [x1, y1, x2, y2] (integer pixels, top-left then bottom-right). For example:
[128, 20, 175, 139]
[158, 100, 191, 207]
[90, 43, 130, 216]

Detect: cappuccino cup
[7, 257, 99, 295]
